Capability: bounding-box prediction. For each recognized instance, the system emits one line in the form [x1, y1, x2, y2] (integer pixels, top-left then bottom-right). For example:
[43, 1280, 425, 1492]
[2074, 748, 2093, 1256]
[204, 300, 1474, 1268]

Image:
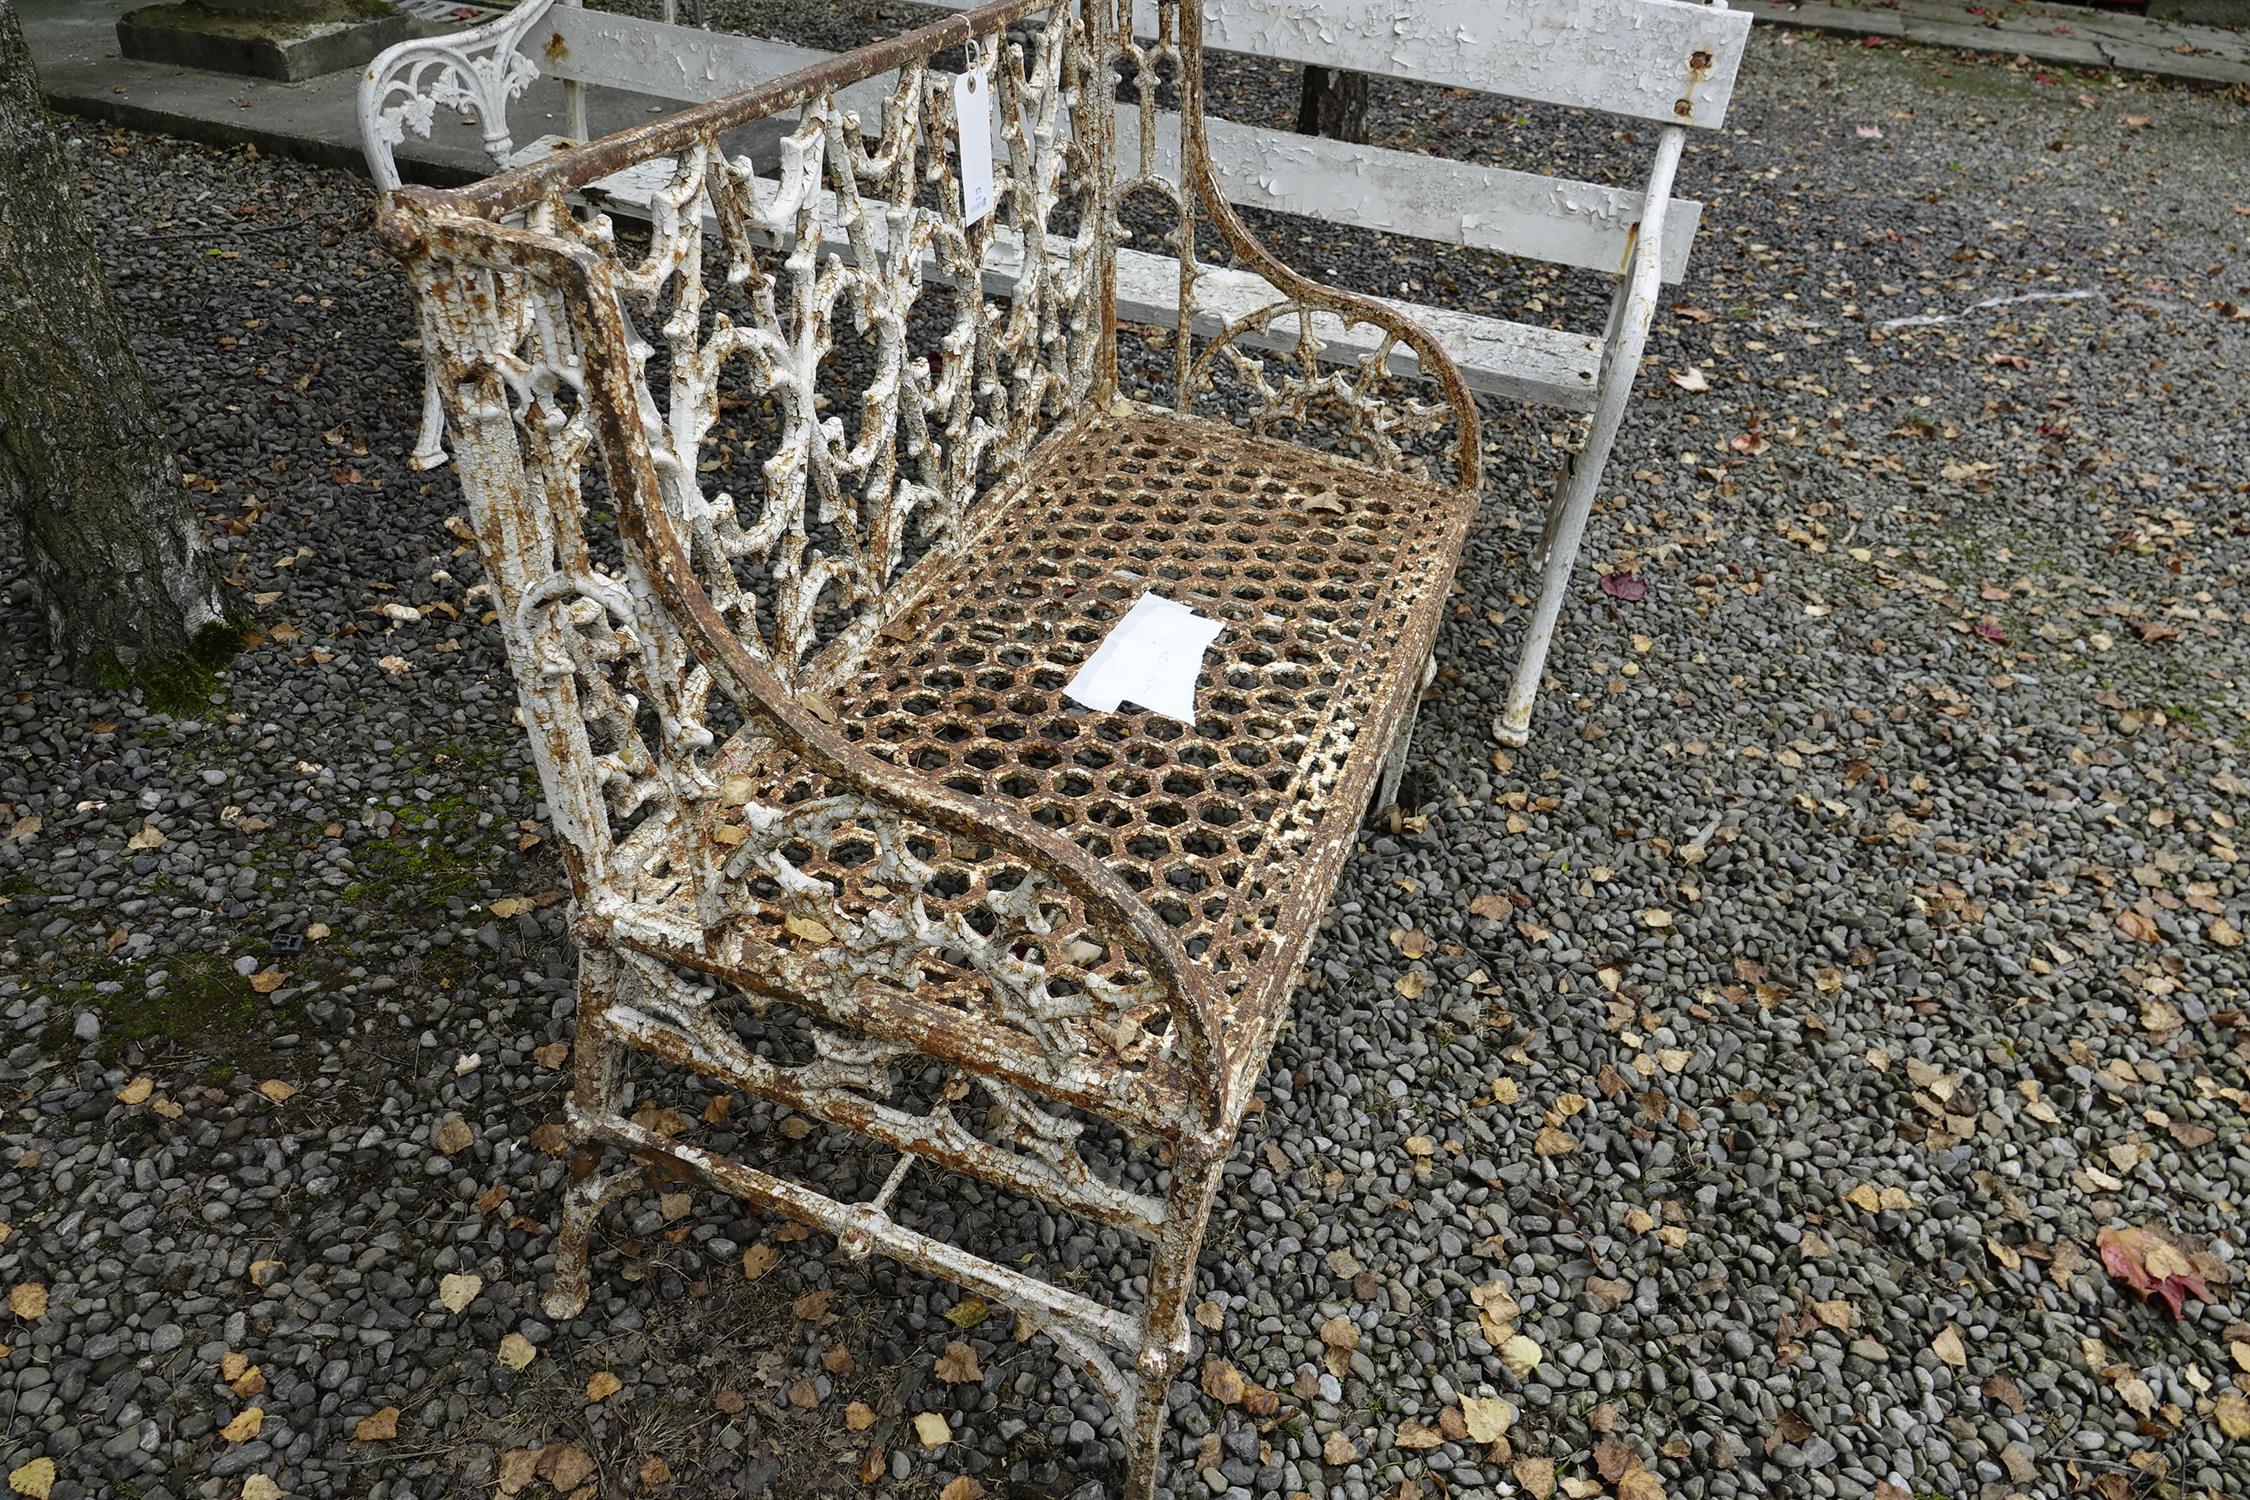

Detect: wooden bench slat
[925, 0, 1751, 129]
[504, 131, 1603, 410]
[1131, 114, 1702, 283]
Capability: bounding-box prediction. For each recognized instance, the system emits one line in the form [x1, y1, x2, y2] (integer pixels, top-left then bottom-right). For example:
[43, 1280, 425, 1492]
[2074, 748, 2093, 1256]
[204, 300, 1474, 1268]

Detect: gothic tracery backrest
[529, 5, 1111, 690]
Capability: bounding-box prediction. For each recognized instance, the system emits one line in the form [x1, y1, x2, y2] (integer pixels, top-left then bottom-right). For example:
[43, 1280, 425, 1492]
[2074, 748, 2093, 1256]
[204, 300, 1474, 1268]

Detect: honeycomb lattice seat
[636, 405, 1474, 1028]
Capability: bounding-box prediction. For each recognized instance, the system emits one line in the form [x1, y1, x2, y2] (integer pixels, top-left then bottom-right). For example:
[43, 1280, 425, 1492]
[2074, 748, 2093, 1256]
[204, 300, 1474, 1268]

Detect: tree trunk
[1295, 65, 1369, 144]
[0, 1, 223, 683]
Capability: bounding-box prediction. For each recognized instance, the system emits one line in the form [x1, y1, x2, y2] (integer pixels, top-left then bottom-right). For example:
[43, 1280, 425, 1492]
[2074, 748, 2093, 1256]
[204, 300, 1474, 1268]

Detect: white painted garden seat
[361, 0, 1745, 741]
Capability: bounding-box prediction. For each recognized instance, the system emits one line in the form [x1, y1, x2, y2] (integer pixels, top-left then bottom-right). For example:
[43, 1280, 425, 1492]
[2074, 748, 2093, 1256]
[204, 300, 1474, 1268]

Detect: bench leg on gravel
[1497, 127, 1688, 746]
[543, 947, 634, 1321]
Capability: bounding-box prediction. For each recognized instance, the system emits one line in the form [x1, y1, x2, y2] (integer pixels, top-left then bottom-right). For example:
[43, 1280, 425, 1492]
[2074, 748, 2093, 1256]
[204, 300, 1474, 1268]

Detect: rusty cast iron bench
[377, 0, 1741, 1491]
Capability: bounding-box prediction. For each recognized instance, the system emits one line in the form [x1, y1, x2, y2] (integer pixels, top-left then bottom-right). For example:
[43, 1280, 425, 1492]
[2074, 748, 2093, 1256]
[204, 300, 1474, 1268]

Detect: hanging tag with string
[953, 60, 996, 225]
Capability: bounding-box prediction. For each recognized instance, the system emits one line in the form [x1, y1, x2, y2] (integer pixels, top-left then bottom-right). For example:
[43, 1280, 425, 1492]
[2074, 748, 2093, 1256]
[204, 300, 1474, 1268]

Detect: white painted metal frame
[359, 0, 1744, 733]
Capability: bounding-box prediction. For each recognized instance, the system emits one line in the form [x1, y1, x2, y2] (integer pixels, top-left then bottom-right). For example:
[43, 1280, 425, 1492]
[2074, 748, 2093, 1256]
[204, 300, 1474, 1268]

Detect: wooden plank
[524, 12, 1702, 279]
[501, 133, 1602, 409]
[926, 0, 1752, 129]
[525, 8, 895, 121]
[1130, 113, 1701, 282]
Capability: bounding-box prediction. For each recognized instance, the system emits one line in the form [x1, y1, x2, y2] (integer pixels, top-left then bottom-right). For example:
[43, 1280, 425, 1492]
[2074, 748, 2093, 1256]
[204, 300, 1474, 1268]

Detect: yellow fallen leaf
[257, 1080, 298, 1104]
[913, 1412, 952, 1449]
[497, 1332, 537, 1370]
[247, 1260, 284, 1287]
[784, 914, 834, 943]
[1394, 969, 1425, 999]
[247, 970, 285, 994]
[352, 1406, 399, 1441]
[219, 1408, 264, 1443]
[8, 1284, 46, 1321]
[1499, 1334, 1543, 1378]
[1844, 1182, 1882, 1213]
[844, 1401, 877, 1431]
[240, 1476, 286, 1500]
[116, 1077, 154, 1106]
[939, 1478, 986, 1500]
[1534, 1126, 1576, 1157]
[2215, 1389, 2250, 1440]
[1321, 1431, 1358, 1466]
[7, 1458, 55, 1500]
[125, 824, 166, 850]
[1461, 1394, 1514, 1443]
[488, 897, 532, 919]
[586, 1371, 622, 1402]
[437, 1273, 481, 1314]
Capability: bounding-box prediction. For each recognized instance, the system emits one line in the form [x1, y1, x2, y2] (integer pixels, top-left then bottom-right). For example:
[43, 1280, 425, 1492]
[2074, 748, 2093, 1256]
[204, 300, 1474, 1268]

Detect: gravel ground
[4, 15, 2250, 1500]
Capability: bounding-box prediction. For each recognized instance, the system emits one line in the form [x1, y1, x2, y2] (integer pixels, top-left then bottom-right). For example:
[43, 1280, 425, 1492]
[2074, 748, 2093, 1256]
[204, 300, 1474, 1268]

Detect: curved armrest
[358, 0, 558, 191]
[383, 200, 1226, 1126]
[1171, 5, 1481, 494]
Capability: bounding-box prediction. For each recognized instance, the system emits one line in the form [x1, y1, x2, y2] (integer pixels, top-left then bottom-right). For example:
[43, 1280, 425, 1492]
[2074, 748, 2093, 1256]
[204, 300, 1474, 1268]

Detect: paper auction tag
[1064, 593, 1224, 725]
[953, 66, 995, 224]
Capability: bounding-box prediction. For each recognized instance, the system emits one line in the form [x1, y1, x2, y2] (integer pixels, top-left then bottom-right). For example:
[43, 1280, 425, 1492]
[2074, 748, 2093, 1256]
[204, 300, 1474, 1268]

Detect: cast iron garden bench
[363, 0, 1747, 742]
[374, 1, 1745, 1492]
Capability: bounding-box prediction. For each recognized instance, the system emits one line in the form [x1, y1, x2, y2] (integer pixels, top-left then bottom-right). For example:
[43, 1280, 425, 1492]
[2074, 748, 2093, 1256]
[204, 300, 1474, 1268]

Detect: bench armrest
[358, 0, 558, 191]
[1166, 7, 1482, 494]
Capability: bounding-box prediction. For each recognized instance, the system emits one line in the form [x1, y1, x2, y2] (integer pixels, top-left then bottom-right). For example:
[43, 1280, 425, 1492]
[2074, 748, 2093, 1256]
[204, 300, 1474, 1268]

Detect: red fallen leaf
[1599, 572, 1648, 603]
[2094, 1225, 2214, 1318]
[1972, 619, 2007, 644]
[1729, 431, 1768, 455]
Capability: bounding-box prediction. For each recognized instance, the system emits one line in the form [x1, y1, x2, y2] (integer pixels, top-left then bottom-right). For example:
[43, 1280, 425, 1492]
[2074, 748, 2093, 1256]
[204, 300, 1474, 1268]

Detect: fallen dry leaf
[497, 1332, 537, 1370]
[6, 1458, 54, 1500]
[935, 1341, 982, 1384]
[2214, 1389, 2250, 1440]
[2095, 1224, 2215, 1317]
[1512, 1456, 1557, 1500]
[436, 1273, 481, 1315]
[1321, 1431, 1358, 1466]
[256, 1080, 297, 1105]
[740, 1243, 780, 1280]
[240, 1476, 286, 1500]
[8, 1284, 46, 1321]
[844, 1401, 877, 1431]
[116, 1077, 153, 1106]
[939, 1478, 987, 1500]
[1200, 1358, 1245, 1405]
[586, 1371, 622, 1402]
[1499, 1333, 1543, 1379]
[352, 1407, 399, 1442]
[913, 1412, 952, 1449]
[1460, 1394, 1514, 1443]
[219, 1408, 265, 1443]
[1931, 1326, 1966, 1368]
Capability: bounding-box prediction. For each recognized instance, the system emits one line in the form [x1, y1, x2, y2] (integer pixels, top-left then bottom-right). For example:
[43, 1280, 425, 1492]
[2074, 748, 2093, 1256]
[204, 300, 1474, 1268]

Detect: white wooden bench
[361, 0, 1746, 745]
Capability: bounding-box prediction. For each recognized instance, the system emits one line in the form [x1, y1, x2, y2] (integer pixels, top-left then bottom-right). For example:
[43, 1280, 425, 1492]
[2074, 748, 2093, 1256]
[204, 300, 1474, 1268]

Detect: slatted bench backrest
[522, 0, 1750, 285]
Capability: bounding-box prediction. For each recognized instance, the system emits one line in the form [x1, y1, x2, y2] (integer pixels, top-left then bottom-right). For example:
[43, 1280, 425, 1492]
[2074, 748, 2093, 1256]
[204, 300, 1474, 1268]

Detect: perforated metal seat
[601, 404, 1471, 1130]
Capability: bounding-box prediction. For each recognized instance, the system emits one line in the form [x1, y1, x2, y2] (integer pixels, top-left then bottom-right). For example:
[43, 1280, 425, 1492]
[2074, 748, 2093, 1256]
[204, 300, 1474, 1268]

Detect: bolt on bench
[376, 0, 1735, 1491]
